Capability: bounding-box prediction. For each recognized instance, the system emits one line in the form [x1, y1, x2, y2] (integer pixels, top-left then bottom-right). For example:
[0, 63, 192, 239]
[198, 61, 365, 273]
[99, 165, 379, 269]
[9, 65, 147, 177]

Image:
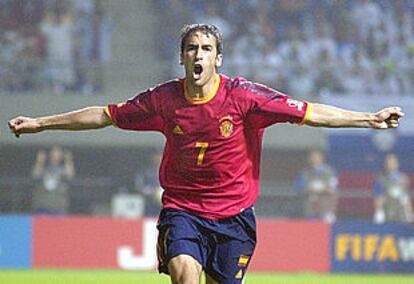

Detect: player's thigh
[168, 254, 202, 284]
[205, 272, 219, 284]
[157, 209, 206, 275]
[207, 238, 255, 283]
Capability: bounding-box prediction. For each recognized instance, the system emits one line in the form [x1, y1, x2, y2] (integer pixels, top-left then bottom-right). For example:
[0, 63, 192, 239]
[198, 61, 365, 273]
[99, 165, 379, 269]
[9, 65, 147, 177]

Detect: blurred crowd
[9, 146, 410, 223]
[0, 0, 111, 95]
[156, 0, 414, 98]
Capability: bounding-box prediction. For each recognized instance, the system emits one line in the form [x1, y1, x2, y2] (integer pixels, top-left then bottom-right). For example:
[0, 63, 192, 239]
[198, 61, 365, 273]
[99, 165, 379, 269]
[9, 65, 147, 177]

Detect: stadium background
[0, 0, 413, 283]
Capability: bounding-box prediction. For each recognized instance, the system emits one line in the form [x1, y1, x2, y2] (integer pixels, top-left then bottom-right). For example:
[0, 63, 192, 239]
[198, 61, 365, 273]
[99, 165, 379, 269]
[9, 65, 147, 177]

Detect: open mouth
[193, 64, 203, 80]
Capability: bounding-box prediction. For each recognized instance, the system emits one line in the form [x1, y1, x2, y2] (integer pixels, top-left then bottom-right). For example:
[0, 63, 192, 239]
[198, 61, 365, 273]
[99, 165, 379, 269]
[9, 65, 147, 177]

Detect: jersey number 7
[195, 142, 209, 166]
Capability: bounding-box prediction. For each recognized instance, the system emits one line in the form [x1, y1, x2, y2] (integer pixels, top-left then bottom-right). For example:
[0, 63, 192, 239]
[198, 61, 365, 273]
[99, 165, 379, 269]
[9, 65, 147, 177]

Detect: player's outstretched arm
[304, 103, 404, 129]
[8, 106, 112, 137]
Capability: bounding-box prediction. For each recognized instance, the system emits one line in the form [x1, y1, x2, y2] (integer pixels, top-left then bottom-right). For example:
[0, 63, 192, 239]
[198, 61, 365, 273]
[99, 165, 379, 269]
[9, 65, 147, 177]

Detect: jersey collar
[184, 74, 221, 104]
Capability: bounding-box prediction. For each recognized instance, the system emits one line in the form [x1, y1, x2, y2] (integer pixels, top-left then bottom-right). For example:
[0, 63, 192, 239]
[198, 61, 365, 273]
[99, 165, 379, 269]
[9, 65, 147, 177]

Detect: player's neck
[185, 74, 219, 100]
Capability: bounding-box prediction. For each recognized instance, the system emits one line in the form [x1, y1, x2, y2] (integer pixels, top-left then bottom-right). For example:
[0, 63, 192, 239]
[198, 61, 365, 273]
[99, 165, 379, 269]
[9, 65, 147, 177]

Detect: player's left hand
[373, 106, 404, 129]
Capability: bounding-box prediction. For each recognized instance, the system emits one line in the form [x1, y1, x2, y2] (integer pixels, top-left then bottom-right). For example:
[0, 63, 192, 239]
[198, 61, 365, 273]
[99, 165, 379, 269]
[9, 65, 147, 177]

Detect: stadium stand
[0, 0, 412, 221]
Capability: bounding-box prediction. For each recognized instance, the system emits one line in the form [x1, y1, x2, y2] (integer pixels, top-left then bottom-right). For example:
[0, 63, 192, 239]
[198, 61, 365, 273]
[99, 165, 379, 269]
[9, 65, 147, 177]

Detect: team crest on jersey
[219, 115, 234, 138]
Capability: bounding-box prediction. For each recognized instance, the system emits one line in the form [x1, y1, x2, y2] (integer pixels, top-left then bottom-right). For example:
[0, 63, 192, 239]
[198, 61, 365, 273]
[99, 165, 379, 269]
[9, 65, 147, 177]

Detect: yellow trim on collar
[184, 75, 220, 104]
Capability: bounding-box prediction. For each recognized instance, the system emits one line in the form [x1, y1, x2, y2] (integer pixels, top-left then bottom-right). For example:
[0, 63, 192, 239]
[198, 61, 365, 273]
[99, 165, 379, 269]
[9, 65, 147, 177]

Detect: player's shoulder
[223, 75, 252, 91]
[147, 78, 183, 95]
[223, 75, 279, 98]
[131, 78, 183, 101]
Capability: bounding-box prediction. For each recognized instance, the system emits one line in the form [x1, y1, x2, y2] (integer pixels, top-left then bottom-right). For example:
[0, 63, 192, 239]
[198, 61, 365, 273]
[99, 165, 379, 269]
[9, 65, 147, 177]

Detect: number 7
[195, 142, 209, 166]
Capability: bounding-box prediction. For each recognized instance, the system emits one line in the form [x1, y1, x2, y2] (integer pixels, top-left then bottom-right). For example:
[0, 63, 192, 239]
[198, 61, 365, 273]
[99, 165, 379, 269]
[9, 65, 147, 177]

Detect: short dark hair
[180, 24, 223, 55]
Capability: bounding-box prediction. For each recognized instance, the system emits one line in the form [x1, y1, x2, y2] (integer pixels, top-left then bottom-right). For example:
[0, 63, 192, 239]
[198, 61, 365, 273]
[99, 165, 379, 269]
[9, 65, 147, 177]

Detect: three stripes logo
[172, 125, 183, 135]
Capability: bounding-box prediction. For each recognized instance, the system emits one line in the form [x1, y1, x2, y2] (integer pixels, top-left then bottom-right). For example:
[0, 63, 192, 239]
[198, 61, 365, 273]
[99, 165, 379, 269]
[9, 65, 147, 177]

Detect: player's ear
[215, 54, 223, 68]
[179, 53, 184, 65]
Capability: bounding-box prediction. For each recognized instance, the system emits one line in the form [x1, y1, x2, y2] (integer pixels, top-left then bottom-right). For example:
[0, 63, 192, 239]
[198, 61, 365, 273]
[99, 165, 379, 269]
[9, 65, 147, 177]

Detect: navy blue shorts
[157, 207, 257, 283]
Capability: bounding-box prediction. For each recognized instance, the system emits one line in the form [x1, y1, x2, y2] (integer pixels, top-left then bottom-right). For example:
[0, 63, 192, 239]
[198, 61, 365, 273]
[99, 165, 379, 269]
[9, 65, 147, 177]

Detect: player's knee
[168, 254, 202, 284]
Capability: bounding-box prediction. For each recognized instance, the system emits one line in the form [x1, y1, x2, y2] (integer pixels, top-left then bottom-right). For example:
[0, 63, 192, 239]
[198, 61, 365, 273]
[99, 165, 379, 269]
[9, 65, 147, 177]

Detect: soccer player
[373, 153, 413, 223]
[8, 24, 404, 284]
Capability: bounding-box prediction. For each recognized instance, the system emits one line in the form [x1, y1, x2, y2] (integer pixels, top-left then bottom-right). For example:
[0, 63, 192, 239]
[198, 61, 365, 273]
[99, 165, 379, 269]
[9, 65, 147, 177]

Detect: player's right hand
[8, 116, 42, 138]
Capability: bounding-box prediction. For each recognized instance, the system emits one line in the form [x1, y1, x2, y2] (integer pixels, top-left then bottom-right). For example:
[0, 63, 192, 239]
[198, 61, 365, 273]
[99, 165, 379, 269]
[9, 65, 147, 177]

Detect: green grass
[0, 270, 412, 284]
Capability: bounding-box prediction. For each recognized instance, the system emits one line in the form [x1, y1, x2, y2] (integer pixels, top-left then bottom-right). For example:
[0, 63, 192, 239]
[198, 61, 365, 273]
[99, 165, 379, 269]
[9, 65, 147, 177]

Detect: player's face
[181, 31, 223, 87]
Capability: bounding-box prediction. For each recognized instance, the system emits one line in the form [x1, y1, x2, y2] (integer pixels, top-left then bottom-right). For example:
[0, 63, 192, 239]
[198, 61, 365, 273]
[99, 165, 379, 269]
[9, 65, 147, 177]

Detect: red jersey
[106, 74, 311, 219]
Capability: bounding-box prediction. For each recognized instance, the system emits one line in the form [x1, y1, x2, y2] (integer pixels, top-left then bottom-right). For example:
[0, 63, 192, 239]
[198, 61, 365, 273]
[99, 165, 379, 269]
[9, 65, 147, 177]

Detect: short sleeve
[106, 88, 165, 132]
[237, 81, 311, 129]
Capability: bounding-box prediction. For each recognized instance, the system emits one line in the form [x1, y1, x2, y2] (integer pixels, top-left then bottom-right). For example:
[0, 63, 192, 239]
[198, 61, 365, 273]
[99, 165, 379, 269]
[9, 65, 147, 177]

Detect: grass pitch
[0, 270, 413, 284]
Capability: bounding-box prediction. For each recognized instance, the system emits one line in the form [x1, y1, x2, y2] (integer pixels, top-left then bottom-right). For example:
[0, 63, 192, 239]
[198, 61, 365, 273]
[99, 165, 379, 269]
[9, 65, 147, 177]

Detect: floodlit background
[0, 0, 413, 282]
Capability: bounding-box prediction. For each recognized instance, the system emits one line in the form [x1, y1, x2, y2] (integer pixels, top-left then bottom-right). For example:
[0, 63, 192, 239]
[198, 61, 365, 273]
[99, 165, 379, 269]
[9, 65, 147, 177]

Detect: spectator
[373, 153, 413, 223]
[40, 5, 75, 93]
[0, 31, 21, 92]
[296, 149, 338, 223]
[0, 0, 113, 94]
[74, 0, 112, 93]
[198, 1, 232, 40]
[134, 151, 163, 216]
[158, 0, 414, 98]
[351, 0, 384, 43]
[16, 24, 46, 91]
[31, 145, 75, 214]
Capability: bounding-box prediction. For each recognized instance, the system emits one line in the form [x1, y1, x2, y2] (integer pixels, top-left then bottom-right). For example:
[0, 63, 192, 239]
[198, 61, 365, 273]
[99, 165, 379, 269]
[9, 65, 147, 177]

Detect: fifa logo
[335, 234, 414, 262]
